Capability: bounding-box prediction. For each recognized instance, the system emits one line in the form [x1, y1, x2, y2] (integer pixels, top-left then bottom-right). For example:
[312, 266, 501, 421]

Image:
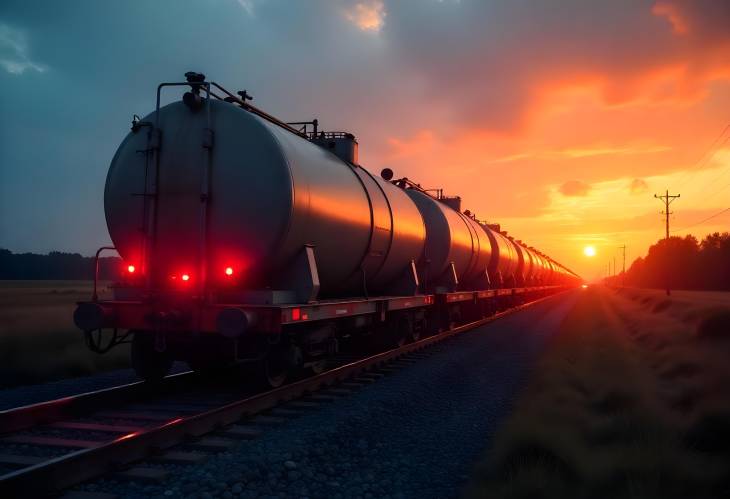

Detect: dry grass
[0, 281, 129, 389]
[464, 287, 730, 499]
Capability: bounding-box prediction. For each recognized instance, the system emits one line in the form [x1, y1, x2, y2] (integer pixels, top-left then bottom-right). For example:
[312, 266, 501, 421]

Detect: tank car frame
[74, 73, 580, 387]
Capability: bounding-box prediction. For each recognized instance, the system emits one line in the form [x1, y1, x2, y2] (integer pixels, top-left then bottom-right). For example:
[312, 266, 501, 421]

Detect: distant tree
[618, 232, 730, 291]
[0, 248, 122, 280]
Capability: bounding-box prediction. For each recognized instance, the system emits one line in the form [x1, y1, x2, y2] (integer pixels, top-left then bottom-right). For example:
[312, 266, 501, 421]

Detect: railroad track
[0, 294, 560, 497]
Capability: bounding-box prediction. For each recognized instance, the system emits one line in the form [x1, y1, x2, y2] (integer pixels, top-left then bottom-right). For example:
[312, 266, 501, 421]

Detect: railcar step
[113, 466, 169, 483]
[0, 453, 45, 467]
[2, 435, 99, 448]
[48, 422, 144, 433]
[151, 451, 208, 464]
[220, 425, 262, 440]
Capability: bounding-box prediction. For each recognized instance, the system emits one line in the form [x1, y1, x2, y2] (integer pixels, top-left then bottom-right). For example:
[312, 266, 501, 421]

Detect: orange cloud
[344, 0, 385, 32]
[559, 180, 591, 197]
[629, 178, 649, 195]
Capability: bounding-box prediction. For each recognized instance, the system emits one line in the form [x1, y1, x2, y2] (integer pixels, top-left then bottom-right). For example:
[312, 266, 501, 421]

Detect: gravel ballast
[69, 292, 579, 499]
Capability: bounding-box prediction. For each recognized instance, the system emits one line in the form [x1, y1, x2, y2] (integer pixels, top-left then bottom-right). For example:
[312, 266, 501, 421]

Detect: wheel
[410, 318, 423, 343]
[308, 358, 328, 375]
[131, 331, 173, 381]
[258, 345, 295, 389]
[389, 314, 412, 348]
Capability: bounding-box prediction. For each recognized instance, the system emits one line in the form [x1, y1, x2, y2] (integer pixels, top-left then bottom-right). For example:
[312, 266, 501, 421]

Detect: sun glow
[583, 246, 596, 257]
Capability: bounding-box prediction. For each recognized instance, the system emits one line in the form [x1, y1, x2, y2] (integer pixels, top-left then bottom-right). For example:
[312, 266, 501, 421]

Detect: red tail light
[181, 274, 190, 282]
[127, 265, 136, 273]
[225, 267, 234, 276]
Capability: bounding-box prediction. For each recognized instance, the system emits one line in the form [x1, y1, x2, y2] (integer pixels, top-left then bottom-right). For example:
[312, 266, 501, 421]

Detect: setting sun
[583, 246, 596, 257]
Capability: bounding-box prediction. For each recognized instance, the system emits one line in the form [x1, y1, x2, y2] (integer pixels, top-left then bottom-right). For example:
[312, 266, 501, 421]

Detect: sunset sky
[1, 0, 729, 280]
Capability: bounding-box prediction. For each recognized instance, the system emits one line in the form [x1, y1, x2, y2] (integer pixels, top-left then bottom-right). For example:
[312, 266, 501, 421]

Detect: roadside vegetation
[465, 286, 730, 498]
[607, 231, 730, 290]
[0, 281, 128, 389]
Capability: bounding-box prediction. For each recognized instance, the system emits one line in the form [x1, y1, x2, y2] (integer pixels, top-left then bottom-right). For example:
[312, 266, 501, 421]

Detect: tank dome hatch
[311, 131, 359, 165]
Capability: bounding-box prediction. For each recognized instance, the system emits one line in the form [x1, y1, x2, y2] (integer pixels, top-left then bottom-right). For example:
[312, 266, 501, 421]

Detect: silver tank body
[531, 252, 548, 283]
[520, 245, 536, 284]
[510, 240, 526, 286]
[404, 190, 491, 290]
[482, 226, 519, 287]
[105, 99, 425, 296]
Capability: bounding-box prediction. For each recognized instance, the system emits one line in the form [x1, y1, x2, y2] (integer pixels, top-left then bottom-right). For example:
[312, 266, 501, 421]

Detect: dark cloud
[0, 0, 728, 253]
[559, 180, 591, 197]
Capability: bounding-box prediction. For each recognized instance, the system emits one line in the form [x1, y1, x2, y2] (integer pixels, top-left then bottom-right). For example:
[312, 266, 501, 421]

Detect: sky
[1, 0, 729, 280]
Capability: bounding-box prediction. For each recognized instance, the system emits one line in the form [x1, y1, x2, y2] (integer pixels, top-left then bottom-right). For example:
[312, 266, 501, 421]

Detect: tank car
[74, 73, 581, 386]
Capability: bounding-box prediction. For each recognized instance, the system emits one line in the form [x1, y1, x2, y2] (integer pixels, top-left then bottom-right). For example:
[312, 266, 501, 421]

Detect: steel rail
[0, 291, 568, 496]
[0, 371, 198, 435]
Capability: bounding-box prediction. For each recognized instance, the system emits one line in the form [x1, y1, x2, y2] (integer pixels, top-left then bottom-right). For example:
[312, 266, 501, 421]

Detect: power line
[673, 123, 730, 190]
[671, 207, 730, 233]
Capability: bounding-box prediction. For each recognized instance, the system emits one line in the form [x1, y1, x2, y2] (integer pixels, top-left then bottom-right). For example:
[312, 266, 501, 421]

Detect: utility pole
[654, 190, 680, 295]
[654, 190, 680, 240]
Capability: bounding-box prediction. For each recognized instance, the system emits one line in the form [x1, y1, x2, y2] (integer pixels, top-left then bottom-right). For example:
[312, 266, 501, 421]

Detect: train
[74, 72, 581, 387]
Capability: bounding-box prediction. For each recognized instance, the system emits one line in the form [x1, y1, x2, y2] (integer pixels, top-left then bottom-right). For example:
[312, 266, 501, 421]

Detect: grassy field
[0, 281, 129, 389]
[465, 286, 730, 498]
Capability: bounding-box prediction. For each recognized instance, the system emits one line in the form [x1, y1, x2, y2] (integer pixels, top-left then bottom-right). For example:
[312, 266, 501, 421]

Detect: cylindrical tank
[481, 226, 519, 287]
[509, 238, 527, 286]
[530, 250, 545, 284]
[544, 258, 555, 285]
[404, 190, 491, 290]
[515, 241, 535, 286]
[105, 99, 425, 296]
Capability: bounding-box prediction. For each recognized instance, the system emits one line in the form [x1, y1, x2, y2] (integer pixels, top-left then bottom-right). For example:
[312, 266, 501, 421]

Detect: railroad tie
[151, 451, 208, 465]
[270, 408, 305, 418]
[220, 425, 262, 440]
[307, 393, 339, 402]
[48, 422, 144, 433]
[60, 491, 119, 499]
[324, 388, 353, 396]
[2, 435, 99, 448]
[285, 400, 321, 410]
[187, 437, 237, 452]
[113, 466, 169, 483]
[249, 415, 288, 426]
[0, 453, 45, 468]
[352, 377, 377, 384]
[340, 381, 367, 388]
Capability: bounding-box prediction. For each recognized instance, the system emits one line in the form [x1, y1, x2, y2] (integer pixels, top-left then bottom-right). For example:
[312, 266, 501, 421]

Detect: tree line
[607, 232, 730, 291]
[0, 248, 122, 280]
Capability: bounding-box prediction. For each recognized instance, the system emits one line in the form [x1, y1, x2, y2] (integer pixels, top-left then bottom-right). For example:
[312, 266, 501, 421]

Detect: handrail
[92, 246, 116, 302]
